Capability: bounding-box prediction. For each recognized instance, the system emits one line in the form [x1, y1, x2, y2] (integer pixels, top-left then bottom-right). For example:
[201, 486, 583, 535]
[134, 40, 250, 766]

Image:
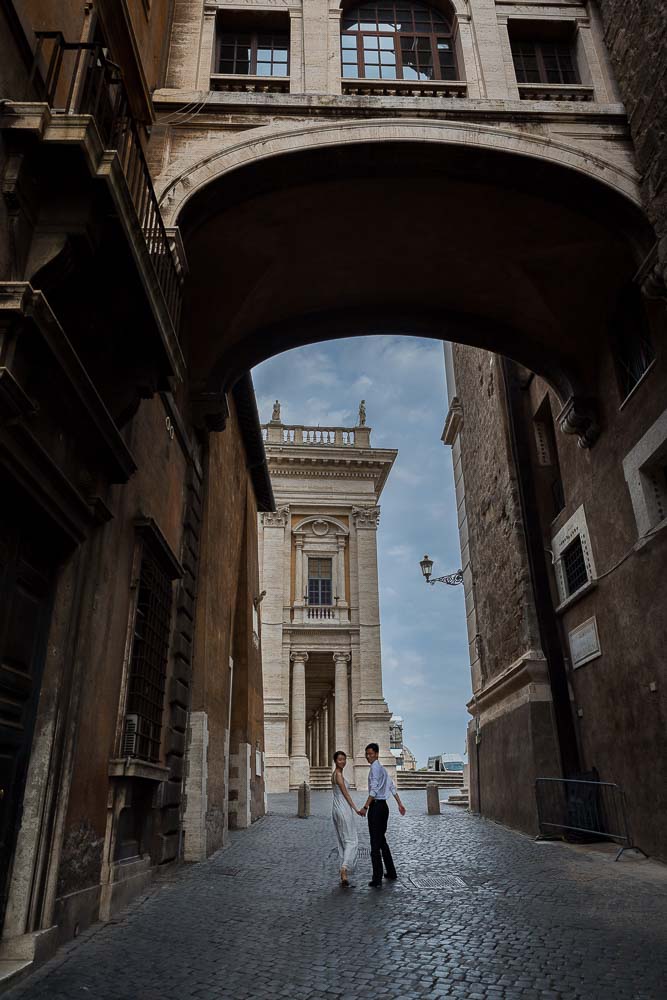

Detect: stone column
[322, 701, 329, 769]
[334, 652, 351, 760]
[352, 508, 393, 788]
[290, 652, 309, 787]
[306, 722, 312, 764]
[337, 536, 347, 605]
[313, 711, 320, 768]
[295, 536, 304, 605]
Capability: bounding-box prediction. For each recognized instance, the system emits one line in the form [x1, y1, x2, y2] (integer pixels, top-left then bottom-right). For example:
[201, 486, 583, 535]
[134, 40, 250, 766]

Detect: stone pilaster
[289, 652, 309, 787]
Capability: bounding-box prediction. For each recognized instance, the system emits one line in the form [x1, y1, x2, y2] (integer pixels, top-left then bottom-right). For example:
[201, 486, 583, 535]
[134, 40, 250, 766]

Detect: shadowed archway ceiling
[177, 140, 652, 407]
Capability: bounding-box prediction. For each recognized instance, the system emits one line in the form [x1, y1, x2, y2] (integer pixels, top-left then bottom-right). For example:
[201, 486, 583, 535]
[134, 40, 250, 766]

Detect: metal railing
[535, 777, 647, 860]
[29, 32, 182, 334]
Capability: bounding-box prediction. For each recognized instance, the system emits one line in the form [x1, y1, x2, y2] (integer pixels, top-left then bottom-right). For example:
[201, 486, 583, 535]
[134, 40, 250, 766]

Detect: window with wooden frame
[508, 18, 581, 87]
[123, 519, 182, 763]
[341, 1, 458, 81]
[215, 19, 289, 77]
[308, 558, 332, 606]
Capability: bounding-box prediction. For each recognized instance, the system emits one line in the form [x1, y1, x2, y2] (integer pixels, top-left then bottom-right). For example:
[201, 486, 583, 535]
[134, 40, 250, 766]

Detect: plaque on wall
[568, 616, 602, 669]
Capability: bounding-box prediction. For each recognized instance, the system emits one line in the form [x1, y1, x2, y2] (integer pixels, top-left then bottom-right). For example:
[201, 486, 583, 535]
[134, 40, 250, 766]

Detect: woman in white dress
[331, 750, 363, 887]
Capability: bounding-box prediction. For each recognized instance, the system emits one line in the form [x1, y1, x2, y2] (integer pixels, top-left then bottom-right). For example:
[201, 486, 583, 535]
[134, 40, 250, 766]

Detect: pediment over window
[293, 516, 349, 536]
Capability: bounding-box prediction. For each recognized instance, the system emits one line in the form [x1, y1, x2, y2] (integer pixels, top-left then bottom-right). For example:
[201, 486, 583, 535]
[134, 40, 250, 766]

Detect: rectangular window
[217, 31, 289, 77]
[615, 329, 655, 400]
[125, 548, 174, 762]
[561, 536, 588, 596]
[511, 39, 579, 85]
[308, 558, 332, 606]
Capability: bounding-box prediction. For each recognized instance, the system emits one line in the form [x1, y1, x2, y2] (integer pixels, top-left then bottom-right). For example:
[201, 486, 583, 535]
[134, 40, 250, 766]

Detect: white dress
[332, 775, 358, 872]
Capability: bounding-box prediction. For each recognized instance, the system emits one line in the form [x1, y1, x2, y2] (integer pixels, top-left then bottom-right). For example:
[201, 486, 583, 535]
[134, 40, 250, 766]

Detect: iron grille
[126, 548, 173, 761]
[562, 536, 588, 596]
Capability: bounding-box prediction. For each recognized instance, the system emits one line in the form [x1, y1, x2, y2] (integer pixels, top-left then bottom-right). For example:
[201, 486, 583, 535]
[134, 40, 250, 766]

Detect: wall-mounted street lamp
[419, 554, 463, 587]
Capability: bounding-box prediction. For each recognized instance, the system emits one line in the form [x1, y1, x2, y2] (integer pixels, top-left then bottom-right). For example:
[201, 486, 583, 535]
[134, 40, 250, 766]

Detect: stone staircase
[396, 770, 464, 791]
[445, 788, 470, 807]
[309, 766, 333, 790]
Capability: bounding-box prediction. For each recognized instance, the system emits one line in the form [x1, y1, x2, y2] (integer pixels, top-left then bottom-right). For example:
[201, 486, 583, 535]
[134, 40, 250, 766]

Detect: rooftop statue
[358, 400, 366, 426]
[271, 400, 281, 422]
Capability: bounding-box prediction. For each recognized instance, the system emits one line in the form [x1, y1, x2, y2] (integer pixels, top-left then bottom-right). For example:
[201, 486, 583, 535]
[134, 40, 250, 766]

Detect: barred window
[308, 558, 332, 606]
[562, 536, 588, 596]
[216, 31, 289, 76]
[341, 1, 458, 82]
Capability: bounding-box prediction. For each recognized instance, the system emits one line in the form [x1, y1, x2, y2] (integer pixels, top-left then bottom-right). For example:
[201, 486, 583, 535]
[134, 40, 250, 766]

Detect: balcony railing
[263, 425, 357, 446]
[29, 32, 183, 334]
[210, 74, 290, 94]
[342, 78, 467, 99]
[517, 83, 595, 103]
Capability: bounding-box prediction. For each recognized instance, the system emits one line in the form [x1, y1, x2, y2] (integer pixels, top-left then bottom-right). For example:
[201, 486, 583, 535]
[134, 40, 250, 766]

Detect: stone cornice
[467, 651, 551, 723]
[442, 396, 463, 445]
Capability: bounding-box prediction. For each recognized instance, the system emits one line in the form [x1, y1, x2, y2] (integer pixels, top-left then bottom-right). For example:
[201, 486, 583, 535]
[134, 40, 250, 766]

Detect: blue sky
[252, 335, 471, 767]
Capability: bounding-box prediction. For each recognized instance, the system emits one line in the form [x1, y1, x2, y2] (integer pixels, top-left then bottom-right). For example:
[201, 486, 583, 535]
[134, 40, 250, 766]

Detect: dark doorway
[0, 483, 57, 925]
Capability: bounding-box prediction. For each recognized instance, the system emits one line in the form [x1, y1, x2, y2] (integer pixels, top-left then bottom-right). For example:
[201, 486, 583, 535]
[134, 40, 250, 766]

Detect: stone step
[445, 793, 470, 807]
[397, 771, 464, 789]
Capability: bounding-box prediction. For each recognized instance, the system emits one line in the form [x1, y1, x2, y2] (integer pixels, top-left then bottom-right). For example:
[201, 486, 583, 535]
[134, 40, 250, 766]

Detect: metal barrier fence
[535, 778, 647, 861]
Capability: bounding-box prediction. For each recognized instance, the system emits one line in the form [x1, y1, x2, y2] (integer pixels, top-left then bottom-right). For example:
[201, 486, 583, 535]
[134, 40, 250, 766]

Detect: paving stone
[5, 791, 667, 1000]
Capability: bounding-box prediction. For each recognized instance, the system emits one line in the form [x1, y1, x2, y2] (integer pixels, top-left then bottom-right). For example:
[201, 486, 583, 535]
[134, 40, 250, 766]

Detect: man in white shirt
[360, 742, 406, 887]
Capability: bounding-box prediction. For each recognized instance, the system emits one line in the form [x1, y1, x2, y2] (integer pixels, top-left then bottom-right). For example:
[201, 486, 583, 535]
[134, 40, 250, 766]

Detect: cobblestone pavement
[7, 791, 667, 1000]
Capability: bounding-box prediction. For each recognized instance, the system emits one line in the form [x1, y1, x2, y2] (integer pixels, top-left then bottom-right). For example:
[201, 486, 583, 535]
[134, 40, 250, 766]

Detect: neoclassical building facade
[259, 408, 397, 790]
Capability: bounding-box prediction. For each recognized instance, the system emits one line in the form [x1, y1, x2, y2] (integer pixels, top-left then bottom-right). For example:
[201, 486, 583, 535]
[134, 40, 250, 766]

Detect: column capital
[333, 651, 350, 664]
[262, 505, 290, 528]
[351, 505, 380, 529]
[290, 650, 309, 663]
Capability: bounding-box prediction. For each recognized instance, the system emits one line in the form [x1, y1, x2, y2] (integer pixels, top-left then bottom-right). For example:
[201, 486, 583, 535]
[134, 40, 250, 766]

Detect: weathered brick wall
[597, 0, 667, 280]
[453, 345, 541, 681]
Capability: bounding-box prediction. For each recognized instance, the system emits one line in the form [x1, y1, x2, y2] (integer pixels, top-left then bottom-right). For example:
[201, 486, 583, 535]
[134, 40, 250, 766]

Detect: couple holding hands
[331, 742, 406, 888]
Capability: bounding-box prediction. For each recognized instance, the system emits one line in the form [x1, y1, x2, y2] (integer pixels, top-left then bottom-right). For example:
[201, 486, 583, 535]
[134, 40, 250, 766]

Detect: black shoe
[368, 880, 382, 888]
[383, 872, 398, 880]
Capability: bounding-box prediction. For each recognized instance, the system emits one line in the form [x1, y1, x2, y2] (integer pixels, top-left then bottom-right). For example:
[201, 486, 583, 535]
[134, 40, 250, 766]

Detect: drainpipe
[501, 359, 580, 777]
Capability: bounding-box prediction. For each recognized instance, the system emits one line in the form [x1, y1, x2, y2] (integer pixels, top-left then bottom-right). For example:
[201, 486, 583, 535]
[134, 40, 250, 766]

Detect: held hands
[398, 803, 406, 816]
[358, 806, 367, 817]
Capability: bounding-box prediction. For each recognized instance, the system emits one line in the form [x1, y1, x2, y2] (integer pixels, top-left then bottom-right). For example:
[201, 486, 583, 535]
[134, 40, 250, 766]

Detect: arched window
[341, 1, 458, 81]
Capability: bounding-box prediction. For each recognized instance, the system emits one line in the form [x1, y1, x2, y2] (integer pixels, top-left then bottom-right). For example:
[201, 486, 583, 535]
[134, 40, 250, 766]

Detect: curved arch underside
[175, 136, 653, 413]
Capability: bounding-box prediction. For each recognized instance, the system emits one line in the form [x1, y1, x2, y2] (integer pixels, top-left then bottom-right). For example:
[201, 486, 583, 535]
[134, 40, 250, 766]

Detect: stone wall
[597, 0, 667, 286]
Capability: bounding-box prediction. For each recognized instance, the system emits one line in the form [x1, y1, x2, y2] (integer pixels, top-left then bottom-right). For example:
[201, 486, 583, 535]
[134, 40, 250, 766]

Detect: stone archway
[159, 119, 653, 444]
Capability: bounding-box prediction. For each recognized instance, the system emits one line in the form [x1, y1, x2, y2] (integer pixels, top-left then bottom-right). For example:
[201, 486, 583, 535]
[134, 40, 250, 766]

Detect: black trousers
[367, 799, 396, 882]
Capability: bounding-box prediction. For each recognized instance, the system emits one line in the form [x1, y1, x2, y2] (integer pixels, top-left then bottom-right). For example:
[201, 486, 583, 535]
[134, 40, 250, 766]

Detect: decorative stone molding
[261, 505, 290, 528]
[290, 651, 309, 663]
[332, 651, 350, 663]
[351, 506, 381, 529]
[442, 395, 464, 445]
[466, 651, 551, 725]
[157, 118, 642, 228]
[556, 396, 600, 449]
[293, 515, 349, 536]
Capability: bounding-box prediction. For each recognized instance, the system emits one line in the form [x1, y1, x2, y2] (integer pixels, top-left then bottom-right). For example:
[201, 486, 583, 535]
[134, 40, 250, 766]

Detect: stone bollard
[297, 781, 311, 818]
[426, 781, 441, 815]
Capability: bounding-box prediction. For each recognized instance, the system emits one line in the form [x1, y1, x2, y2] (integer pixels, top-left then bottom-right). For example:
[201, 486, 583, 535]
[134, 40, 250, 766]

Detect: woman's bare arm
[335, 770, 362, 814]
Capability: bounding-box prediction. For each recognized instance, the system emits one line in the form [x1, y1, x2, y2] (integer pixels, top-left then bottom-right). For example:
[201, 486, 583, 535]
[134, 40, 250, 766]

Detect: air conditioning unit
[122, 714, 139, 757]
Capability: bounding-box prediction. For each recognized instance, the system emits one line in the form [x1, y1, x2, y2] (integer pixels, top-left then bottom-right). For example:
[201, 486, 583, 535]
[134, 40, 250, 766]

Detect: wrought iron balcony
[29, 32, 183, 337]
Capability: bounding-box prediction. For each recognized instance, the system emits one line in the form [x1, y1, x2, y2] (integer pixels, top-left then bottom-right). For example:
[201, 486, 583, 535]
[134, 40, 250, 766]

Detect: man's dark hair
[365, 742, 379, 754]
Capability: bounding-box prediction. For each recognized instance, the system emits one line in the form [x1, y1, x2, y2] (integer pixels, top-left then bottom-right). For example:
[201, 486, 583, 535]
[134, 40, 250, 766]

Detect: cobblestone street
[7, 791, 667, 1000]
